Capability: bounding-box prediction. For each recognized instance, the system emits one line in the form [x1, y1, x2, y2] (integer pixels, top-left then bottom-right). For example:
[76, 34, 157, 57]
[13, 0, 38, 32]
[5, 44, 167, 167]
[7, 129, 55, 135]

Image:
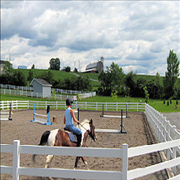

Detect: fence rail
[145, 104, 180, 175]
[0, 84, 96, 99]
[1, 139, 180, 180]
[0, 100, 145, 111]
[0, 88, 96, 100]
[1, 101, 180, 179]
[0, 84, 95, 95]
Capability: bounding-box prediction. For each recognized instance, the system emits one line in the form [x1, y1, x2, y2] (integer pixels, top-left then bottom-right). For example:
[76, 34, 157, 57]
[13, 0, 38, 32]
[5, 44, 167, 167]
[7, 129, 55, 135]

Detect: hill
[14, 69, 180, 94]
[15, 69, 100, 90]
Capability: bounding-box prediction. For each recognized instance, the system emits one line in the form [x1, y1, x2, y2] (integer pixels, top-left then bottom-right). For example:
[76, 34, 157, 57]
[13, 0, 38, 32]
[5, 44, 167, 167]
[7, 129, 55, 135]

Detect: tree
[49, 58, 60, 70]
[74, 68, 78, 73]
[125, 71, 136, 96]
[64, 77, 71, 89]
[174, 80, 180, 99]
[64, 66, 71, 72]
[111, 90, 118, 102]
[98, 62, 125, 96]
[31, 64, 35, 69]
[135, 78, 147, 97]
[110, 62, 124, 94]
[82, 76, 92, 91]
[27, 70, 34, 81]
[147, 73, 163, 99]
[143, 86, 149, 103]
[12, 71, 26, 86]
[3, 61, 13, 76]
[164, 50, 179, 98]
[2, 61, 13, 84]
[37, 70, 54, 84]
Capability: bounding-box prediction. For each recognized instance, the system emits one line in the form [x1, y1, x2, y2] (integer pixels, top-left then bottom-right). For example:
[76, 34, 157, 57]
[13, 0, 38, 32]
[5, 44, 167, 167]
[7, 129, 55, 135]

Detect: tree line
[0, 62, 92, 91]
[0, 50, 179, 100]
[98, 50, 180, 100]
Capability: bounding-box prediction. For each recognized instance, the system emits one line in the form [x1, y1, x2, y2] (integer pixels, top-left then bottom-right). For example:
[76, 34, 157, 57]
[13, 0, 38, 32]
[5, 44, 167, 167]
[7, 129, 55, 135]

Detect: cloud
[1, 1, 180, 75]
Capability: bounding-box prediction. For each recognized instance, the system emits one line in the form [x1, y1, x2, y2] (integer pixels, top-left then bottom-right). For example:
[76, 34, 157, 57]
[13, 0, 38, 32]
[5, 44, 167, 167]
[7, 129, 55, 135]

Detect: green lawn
[0, 94, 58, 102]
[1, 94, 179, 113]
[16, 69, 100, 86]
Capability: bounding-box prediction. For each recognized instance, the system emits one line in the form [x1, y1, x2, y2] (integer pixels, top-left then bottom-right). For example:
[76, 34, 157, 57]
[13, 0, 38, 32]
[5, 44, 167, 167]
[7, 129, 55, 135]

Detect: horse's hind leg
[44, 155, 55, 180]
[45, 155, 54, 168]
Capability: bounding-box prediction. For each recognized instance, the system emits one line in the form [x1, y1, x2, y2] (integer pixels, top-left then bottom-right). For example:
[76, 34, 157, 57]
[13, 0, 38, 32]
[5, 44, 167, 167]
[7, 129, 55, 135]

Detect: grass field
[1, 94, 179, 113]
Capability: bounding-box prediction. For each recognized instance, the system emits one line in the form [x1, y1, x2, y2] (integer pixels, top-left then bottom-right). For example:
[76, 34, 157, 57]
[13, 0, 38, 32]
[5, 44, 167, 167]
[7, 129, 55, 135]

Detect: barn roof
[30, 78, 52, 87]
[86, 61, 103, 70]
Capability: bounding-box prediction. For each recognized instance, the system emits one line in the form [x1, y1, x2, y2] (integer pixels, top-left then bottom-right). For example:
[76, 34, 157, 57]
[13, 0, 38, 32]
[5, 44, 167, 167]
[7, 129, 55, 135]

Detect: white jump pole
[31, 104, 52, 125]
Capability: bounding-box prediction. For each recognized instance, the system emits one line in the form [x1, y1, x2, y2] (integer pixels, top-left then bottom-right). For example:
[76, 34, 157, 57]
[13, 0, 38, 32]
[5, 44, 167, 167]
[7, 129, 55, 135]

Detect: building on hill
[84, 57, 104, 73]
[0, 60, 12, 74]
[18, 65, 27, 69]
[30, 78, 52, 98]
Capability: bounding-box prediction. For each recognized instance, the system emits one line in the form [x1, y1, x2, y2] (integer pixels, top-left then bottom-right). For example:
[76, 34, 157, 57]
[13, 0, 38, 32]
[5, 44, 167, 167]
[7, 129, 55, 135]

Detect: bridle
[78, 122, 96, 141]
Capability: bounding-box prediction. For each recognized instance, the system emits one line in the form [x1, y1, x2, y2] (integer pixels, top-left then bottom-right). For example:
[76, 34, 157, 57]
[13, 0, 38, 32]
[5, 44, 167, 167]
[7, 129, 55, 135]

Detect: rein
[78, 123, 95, 141]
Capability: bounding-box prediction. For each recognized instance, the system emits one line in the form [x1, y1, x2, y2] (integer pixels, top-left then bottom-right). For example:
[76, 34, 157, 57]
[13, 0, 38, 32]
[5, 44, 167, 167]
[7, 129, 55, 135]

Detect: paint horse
[33, 119, 97, 179]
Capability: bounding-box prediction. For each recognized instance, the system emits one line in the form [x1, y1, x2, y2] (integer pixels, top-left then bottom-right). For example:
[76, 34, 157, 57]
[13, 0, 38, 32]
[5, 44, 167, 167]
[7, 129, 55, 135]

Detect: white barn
[30, 78, 52, 98]
[84, 57, 104, 73]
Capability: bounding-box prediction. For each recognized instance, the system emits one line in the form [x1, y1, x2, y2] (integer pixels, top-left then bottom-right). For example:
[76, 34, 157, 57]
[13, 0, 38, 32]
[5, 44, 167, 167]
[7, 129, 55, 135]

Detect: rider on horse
[64, 98, 82, 147]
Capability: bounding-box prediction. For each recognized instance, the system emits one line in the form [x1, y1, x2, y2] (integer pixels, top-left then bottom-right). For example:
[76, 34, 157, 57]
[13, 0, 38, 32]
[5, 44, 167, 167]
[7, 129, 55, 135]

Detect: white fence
[1, 139, 180, 180]
[1, 101, 180, 179]
[0, 84, 33, 91]
[145, 104, 180, 175]
[0, 84, 94, 95]
[0, 89, 96, 100]
[0, 84, 96, 99]
[0, 100, 145, 111]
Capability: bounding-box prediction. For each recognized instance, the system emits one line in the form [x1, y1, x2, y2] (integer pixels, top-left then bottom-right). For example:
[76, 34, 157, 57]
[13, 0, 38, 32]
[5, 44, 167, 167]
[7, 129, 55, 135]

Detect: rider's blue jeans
[65, 125, 82, 135]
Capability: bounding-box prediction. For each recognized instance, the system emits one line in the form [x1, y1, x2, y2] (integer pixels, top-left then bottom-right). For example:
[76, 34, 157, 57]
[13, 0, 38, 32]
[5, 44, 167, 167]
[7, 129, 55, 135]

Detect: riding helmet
[66, 98, 73, 106]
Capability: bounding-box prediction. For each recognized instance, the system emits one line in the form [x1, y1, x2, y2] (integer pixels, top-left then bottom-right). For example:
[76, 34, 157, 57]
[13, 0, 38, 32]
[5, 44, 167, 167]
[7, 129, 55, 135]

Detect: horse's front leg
[81, 157, 89, 170]
[74, 156, 80, 169]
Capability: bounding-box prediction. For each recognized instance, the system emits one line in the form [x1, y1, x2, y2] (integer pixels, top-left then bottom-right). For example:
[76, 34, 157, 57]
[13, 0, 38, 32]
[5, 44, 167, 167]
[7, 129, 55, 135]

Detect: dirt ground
[0, 110, 168, 180]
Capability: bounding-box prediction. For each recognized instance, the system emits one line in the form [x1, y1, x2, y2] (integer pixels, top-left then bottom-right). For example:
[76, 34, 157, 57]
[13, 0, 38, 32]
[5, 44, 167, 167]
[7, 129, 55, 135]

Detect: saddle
[64, 128, 77, 143]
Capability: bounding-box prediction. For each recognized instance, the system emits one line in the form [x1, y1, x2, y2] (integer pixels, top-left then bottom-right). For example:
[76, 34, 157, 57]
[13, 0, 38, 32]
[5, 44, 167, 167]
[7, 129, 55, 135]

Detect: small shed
[30, 78, 52, 98]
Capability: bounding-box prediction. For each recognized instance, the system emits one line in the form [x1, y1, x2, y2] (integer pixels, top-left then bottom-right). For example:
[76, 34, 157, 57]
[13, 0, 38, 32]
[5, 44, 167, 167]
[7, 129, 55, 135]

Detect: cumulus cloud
[1, 1, 179, 75]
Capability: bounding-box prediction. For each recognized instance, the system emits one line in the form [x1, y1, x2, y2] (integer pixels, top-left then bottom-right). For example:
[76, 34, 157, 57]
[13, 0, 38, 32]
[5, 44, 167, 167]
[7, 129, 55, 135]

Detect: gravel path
[163, 112, 180, 131]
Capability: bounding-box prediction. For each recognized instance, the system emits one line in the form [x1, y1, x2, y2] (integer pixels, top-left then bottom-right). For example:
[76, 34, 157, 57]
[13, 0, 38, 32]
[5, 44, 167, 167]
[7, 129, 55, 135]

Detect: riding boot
[76, 134, 82, 147]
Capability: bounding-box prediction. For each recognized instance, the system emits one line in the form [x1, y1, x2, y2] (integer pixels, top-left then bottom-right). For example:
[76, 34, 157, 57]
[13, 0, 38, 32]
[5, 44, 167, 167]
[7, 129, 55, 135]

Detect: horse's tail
[38, 130, 51, 146]
[32, 130, 51, 163]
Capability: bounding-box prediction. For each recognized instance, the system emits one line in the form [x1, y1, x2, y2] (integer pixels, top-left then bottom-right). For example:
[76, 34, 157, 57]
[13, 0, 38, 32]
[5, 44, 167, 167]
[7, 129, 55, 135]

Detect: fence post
[137, 103, 138, 112]
[85, 102, 87, 110]
[13, 140, 20, 180]
[167, 121, 171, 160]
[2, 101, 4, 110]
[16, 100, 18, 110]
[27, 100, 29, 109]
[122, 144, 128, 180]
[45, 101, 47, 109]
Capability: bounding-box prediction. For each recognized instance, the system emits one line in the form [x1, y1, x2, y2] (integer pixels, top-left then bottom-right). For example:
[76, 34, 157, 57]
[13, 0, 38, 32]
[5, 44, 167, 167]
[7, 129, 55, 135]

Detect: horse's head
[89, 119, 97, 141]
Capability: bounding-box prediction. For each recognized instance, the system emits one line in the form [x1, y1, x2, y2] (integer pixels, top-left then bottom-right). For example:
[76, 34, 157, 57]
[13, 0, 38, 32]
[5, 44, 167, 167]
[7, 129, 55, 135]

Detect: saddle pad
[67, 132, 77, 143]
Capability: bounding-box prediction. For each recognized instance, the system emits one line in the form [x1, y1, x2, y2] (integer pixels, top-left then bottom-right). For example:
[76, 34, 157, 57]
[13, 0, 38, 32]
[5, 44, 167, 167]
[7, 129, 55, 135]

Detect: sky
[1, 0, 180, 75]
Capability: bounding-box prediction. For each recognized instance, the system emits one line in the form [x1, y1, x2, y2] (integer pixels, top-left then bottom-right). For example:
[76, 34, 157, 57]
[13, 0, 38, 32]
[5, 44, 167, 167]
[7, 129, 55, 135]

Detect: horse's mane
[76, 119, 90, 130]
[80, 119, 90, 126]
